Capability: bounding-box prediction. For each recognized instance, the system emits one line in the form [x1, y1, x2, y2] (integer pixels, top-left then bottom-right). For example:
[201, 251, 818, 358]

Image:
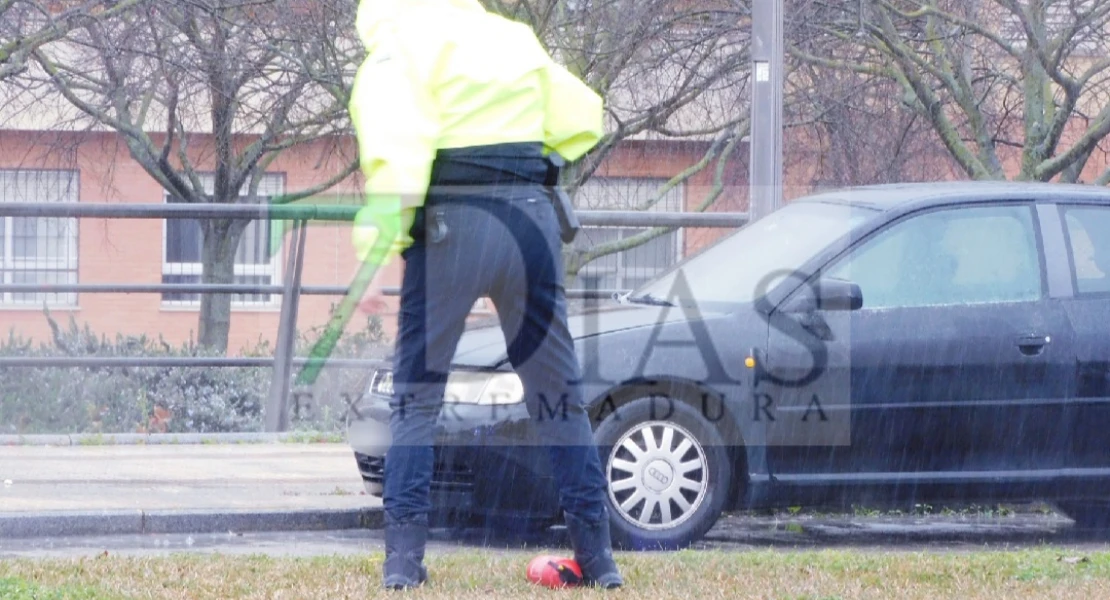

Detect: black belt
[426, 143, 580, 243]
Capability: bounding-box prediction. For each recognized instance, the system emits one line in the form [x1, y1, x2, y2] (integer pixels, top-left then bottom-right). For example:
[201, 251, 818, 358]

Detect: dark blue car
[347, 181, 1110, 550]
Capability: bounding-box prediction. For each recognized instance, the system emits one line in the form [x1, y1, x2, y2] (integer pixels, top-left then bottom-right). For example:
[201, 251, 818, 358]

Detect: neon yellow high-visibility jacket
[348, 0, 604, 266]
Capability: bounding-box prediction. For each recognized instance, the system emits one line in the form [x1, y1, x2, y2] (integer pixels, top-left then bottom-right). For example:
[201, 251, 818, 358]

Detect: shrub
[0, 309, 391, 436]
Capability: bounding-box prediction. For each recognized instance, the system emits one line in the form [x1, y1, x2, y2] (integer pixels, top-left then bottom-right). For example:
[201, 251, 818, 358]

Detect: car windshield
[625, 200, 880, 307]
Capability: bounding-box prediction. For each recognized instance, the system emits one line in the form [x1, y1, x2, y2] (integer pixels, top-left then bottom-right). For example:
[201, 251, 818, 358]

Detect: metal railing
[0, 201, 748, 431]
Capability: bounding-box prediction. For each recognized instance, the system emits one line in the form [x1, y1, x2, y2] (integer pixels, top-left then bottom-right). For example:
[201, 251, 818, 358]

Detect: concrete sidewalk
[0, 442, 382, 539]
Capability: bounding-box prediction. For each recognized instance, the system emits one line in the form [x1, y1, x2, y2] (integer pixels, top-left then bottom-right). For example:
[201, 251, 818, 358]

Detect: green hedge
[0, 310, 391, 436]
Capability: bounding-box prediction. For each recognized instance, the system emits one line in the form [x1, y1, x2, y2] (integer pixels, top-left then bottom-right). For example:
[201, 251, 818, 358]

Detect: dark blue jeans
[382, 189, 608, 527]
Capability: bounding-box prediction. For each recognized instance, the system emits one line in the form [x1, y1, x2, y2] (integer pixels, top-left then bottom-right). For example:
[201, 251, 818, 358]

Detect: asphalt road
[4, 512, 1109, 559]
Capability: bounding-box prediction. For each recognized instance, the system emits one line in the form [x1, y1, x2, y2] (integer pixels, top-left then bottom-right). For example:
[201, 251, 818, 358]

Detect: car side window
[1062, 205, 1110, 296]
[825, 205, 1043, 309]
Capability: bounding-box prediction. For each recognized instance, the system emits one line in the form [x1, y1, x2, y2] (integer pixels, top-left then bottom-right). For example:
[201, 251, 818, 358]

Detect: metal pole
[0, 356, 388, 368]
[749, 0, 785, 221]
[265, 220, 309, 432]
[577, 211, 749, 228]
[0, 203, 361, 221]
[0, 202, 746, 228]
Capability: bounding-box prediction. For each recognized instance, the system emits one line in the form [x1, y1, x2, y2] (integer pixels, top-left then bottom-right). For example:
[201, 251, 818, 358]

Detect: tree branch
[1036, 102, 1110, 181]
[571, 119, 748, 270]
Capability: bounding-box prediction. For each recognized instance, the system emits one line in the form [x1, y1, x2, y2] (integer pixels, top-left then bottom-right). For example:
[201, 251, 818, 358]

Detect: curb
[0, 507, 384, 539]
[0, 432, 345, 446]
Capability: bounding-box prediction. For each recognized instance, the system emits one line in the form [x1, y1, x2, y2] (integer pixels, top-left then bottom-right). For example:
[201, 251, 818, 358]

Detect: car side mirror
[816, 277, 864, 311]
[782, 278, 863, 313]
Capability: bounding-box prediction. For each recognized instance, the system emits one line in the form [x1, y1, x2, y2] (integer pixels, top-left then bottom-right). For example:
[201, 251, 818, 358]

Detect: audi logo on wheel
[648, 467, 671, 486]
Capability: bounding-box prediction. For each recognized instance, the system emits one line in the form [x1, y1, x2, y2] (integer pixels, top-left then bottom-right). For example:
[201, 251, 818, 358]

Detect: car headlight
[369, 369, 394, 397]
[445, 371, 525, 406]
[369, 369, 524, 406]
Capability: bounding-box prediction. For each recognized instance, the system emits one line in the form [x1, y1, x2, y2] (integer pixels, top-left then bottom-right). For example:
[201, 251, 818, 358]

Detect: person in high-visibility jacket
[348, 0, 623, 591]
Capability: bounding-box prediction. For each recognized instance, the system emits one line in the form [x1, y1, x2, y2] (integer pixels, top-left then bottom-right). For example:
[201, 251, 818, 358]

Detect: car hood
[451, 301, 722, 368]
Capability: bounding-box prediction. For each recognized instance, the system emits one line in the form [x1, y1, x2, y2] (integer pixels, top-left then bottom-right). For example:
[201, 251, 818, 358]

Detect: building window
[571, 177, 684, 292]
[162, 173, 284, 307]
[0, 170, 79, 307]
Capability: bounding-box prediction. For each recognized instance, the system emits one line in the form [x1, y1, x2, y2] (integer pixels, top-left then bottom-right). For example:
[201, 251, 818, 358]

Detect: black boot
[565, 511, 623, 589]
[382, 522, 429, 590]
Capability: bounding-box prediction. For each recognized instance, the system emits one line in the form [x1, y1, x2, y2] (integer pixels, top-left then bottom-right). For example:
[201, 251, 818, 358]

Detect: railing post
[265, 220, 309, 432]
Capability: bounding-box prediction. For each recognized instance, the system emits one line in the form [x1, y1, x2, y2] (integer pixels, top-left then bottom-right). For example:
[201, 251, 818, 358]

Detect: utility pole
[749, 0, 784, 221]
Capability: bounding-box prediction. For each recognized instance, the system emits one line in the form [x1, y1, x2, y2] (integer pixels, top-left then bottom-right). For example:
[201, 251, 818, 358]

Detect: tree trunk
[198, 218, 247, 353]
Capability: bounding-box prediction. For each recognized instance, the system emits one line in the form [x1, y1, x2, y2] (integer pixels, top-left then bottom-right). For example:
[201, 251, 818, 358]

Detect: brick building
[0, 127, 749, 353]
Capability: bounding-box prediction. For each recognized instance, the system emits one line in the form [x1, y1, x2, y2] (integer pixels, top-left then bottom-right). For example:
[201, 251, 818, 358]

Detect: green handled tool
[295, 218, 401, 387]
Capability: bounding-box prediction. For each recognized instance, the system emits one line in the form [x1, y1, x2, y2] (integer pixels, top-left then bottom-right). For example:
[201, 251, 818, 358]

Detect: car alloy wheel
[595, 395, 733, 550]
[606, 420, 709, 531]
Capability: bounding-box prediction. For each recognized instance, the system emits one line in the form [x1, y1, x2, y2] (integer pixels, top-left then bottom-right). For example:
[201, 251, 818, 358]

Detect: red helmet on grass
[526, 554, 583, 588]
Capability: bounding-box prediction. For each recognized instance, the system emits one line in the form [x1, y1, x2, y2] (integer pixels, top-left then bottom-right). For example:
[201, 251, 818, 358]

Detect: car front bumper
[347, 395, 563, 521]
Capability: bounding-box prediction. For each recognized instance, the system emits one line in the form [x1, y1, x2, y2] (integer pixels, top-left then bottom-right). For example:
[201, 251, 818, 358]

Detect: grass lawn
[2, 548, 1110, 599]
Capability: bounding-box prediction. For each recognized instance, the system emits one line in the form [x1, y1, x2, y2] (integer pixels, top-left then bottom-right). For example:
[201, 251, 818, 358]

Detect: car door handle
[1015, 334, 1051, 356]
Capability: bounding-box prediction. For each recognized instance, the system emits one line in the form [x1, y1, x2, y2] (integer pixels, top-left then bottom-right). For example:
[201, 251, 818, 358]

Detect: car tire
[1056, 500, 1110, 530]
[594, 395, 732, 551]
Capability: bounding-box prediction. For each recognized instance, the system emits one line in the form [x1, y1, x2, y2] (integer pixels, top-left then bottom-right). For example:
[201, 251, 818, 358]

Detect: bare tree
[1, 0, 147, 81]
[787, 61, 961, 189]
[486, 0, 753, 286]
[791, 0, 1110, 184]
[24, 0, 359, 353]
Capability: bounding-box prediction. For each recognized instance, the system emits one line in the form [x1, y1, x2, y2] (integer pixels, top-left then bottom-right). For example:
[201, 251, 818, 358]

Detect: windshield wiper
[622, 293, 675, 307]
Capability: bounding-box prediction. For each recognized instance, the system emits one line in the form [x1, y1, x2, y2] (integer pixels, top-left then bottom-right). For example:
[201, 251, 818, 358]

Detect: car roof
[792, 180, 1110, 211]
